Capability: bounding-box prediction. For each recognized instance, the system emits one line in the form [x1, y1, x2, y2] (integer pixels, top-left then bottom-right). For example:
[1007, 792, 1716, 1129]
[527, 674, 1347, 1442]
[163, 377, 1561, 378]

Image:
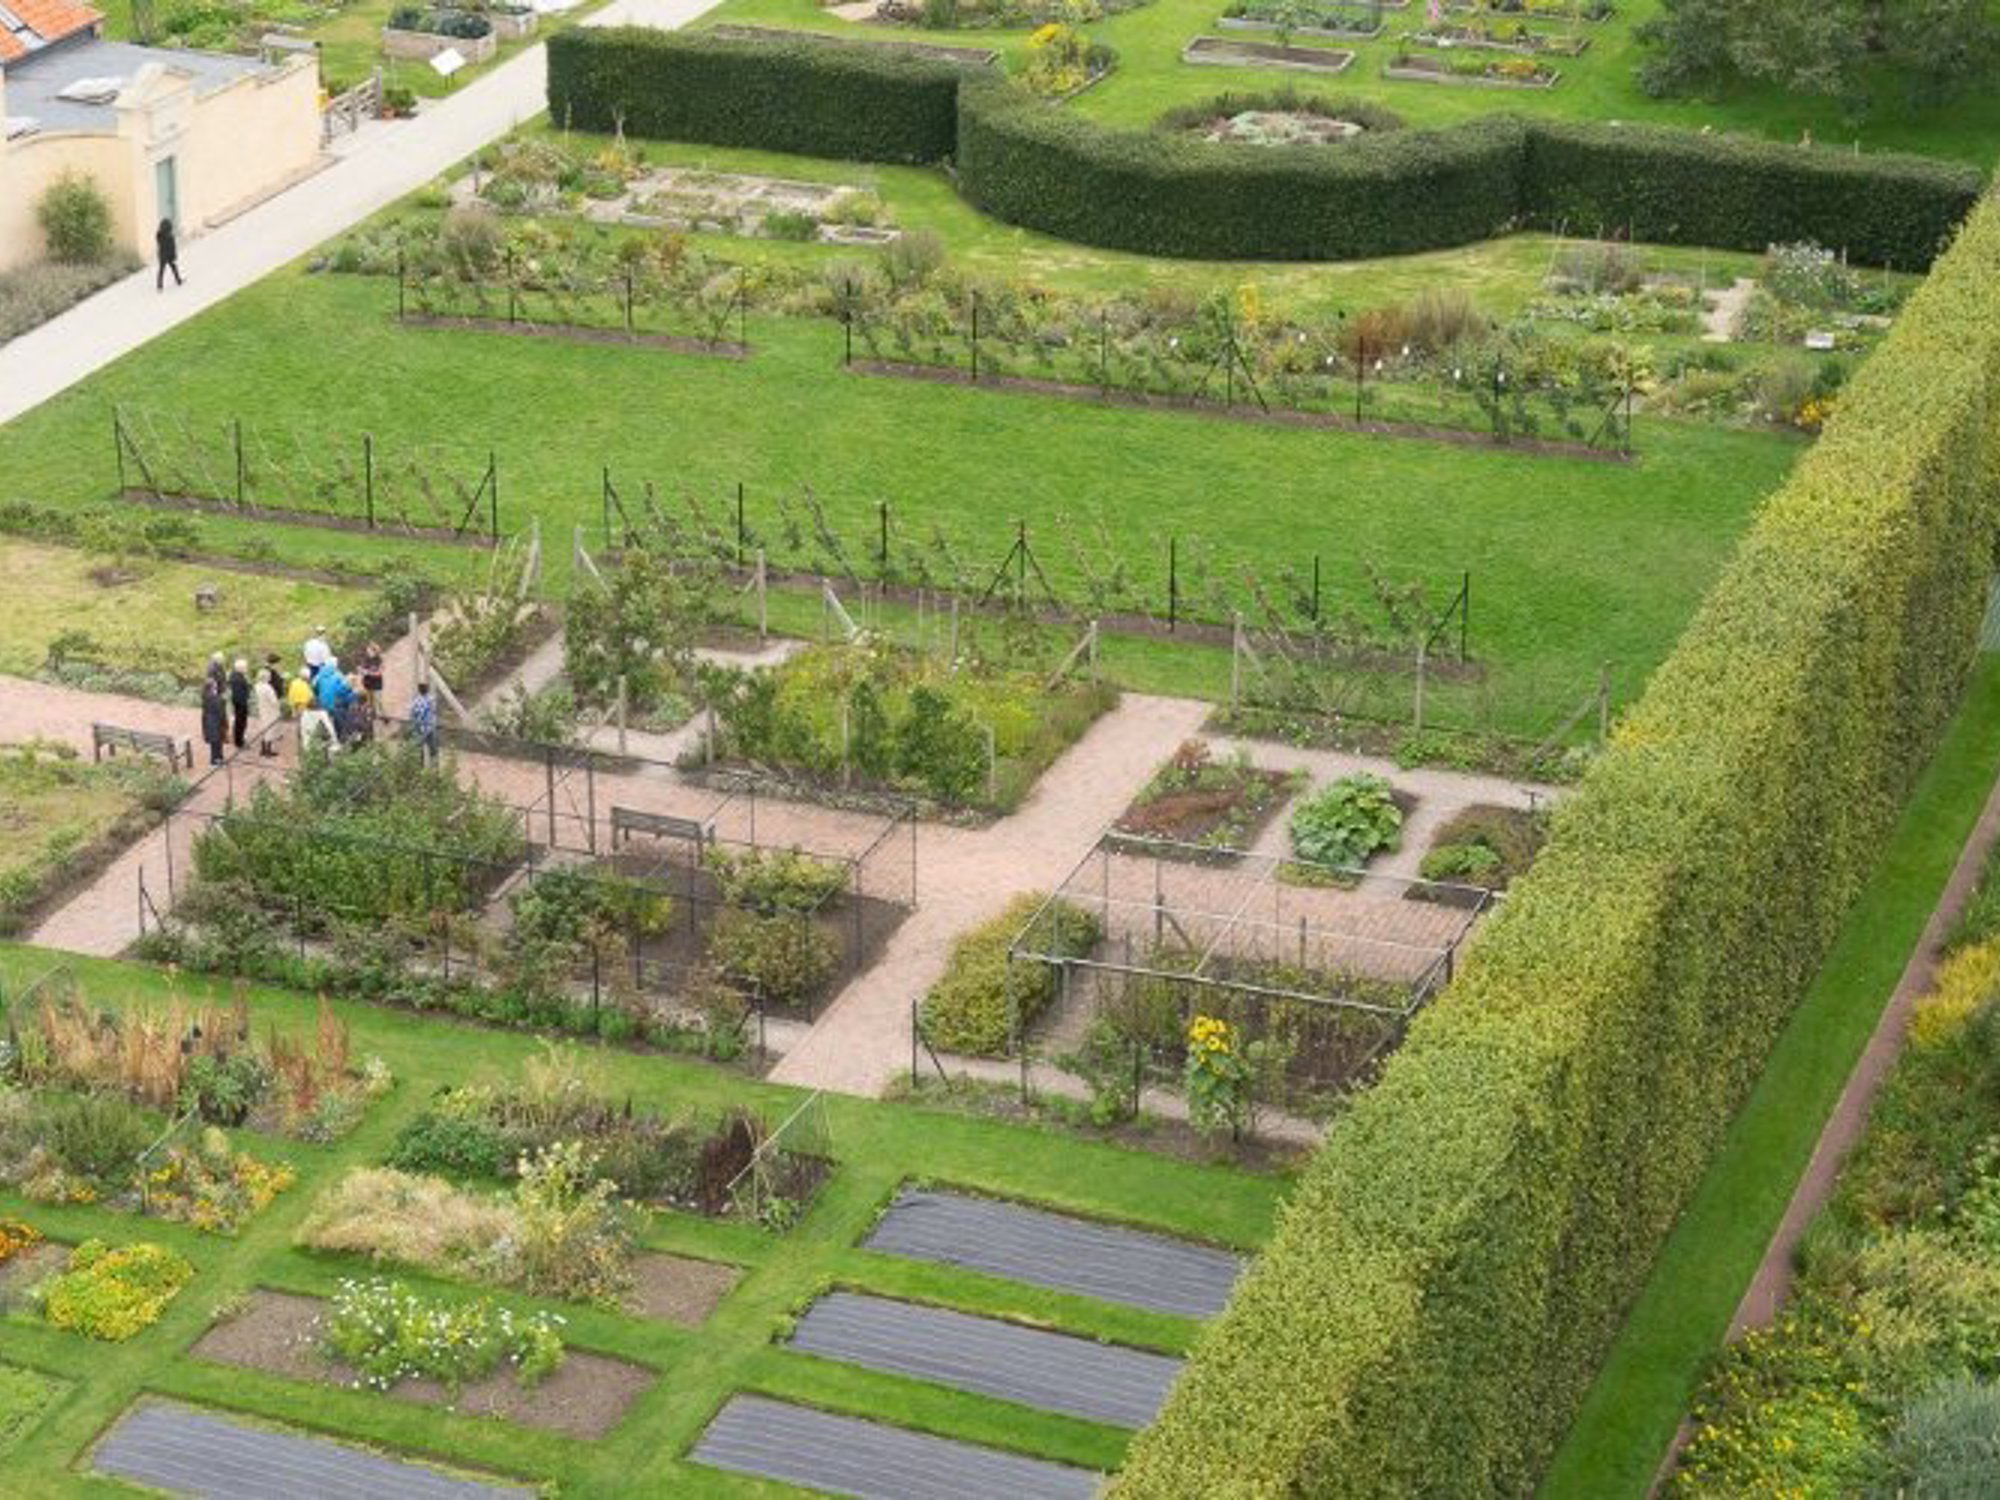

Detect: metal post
[984, 723, 996, 805]
[545, 750, 556, 845]
[1312, 554, 1321, 623]
[397, 247, 406, 320]
[113, 407, 126, 495]
[736, 482, 746, 567]
[586, 762, 597, 855]
[363, 433, 375, 530]
[1229, 612, 1242, 712]
[1168, 536, 1178, 632]
[878, 500, 889, 570]
[756, 549, 768, 642]
[1354, 334, 1366, 423]
[616, 675, 628, 756]
[1414, 641, 1427, 736]
[507, 246, 517, 324]
[970, 291, 980, 383]
[911, 1001, 920, 1086]
[1461, 571, 1470, 661]
[624, 266, 634, 337]
[489, 453, 499, 540]
[233, 419, 245, 506]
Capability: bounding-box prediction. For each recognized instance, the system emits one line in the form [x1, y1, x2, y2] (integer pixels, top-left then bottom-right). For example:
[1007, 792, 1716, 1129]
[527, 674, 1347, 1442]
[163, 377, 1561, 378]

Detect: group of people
[197, 631, 438, 767]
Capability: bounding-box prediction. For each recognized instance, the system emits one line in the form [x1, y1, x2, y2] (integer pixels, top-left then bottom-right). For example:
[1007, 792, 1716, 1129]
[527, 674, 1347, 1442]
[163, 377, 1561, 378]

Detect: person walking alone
[200, 675, 226, 766]
[228, 658, 252, 750]
[155, 218, 182, 291]
[360, 640, 385, 703]
[408, 680, 439, 766]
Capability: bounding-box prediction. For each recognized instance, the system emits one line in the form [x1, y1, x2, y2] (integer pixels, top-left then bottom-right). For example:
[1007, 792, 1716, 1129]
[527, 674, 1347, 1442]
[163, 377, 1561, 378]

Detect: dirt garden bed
[1183, 36, 1356, 72]
[1383, 54, 1561, 87]
[626, 1250, 742, 1324]
[194, 1289, 655, 1440]
[1109, 741, 1304, 859]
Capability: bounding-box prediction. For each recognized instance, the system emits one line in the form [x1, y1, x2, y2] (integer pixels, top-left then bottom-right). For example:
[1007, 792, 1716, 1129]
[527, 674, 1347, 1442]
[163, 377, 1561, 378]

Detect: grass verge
[1540, 648, 2000, 1497]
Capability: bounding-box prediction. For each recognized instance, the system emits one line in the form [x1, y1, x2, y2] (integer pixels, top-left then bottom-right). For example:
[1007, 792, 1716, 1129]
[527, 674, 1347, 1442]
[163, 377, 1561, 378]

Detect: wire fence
[136, 730, 917, 1048]
[397, 252, 753, 353]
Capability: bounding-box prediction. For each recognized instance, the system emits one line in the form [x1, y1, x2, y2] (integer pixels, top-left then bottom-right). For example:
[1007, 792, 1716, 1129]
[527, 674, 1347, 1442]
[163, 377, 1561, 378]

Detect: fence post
[878, 499, 890, 571]
[397, 247, 406, 321]
[1168, 536, 1178, 632]
[616, 674, 628, 756]
[756, 548, 768, 642]
[506, 246, 518, 324]
[1229, 612, 1242, 711]
[984, 722, 996, 805]
[1414, 640, 1427, 736]
[911, 1001, 920, 1087]
[233, 418, 245, 506]
[363, 433, 375, 530]
[735, 481, 746, 567]
[1461, 571, 1471, 661]
[113, 407, 126, 495]
[1099, 309, 1109, 397]
[624, 265, 634, 338]
[489, 453, 499, 540]
[970, 290, 980, 383]
[1312, 553, 1321, 623]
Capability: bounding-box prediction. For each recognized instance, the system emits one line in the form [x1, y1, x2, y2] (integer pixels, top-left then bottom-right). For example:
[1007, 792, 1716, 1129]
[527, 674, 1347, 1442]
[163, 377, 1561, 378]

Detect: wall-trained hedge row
[545, 29, 1982, 266]
[1113, 185, 2000, 1495]
[545, 27, 963, 165]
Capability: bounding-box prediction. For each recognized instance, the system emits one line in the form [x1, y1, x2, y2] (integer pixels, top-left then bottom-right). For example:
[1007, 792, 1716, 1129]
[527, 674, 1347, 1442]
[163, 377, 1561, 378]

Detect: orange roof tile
[1, 0, 103, 61]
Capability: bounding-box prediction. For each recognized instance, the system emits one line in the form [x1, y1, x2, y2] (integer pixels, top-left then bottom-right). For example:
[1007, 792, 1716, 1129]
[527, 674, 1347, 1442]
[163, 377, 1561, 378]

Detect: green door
[154, 156, 179, 232]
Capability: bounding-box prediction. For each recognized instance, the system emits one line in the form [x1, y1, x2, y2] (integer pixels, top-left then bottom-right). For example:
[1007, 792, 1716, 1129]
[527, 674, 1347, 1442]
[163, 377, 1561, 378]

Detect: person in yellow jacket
[286, 669, 314, 755]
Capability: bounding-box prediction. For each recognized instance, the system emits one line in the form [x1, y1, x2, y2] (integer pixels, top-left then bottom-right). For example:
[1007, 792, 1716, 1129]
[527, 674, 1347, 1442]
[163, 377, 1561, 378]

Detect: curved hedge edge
[1113, 181, 2000, 1495]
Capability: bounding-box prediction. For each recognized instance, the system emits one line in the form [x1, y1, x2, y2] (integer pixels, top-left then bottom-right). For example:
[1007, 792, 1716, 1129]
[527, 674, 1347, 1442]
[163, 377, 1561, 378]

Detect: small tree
[36, 171, 113, 265]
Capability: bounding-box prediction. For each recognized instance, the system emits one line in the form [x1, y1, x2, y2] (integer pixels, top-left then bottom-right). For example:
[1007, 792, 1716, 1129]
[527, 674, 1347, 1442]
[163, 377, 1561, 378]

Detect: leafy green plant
[920, 893, 1100, 1056]
[326, 1277, 565, 1394]
[1286, 773, 1402, 868]
[40, 1240, 192, 1341]
[707, 847, 848, 915]
[35, 172, 113, 265]
[706, 912, 840, 1009]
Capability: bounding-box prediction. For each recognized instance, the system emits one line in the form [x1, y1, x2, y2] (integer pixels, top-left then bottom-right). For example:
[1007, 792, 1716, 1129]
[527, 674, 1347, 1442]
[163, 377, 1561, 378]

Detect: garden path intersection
[0, 665, 1546, 1105]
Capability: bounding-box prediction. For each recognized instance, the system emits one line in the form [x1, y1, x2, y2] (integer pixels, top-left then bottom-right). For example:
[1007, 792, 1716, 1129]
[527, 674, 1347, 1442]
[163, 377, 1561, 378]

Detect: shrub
[1415, 804, 1546, 892]
[921, 892, 1099, 1056]
[0, 1217, 42, 1265]
[1287, 773, 1402, 868]
[707, 847, 848, 914]
[327, 1277, 565, 1394]
[1885, 1378, 2000, 1494]
[41, 1240, 192, 1341]
[547, 28, 966, 165]
[1116, 123, 2000, 1500]
[36, 172, 113, 265]
[706, 911, 841, 1008]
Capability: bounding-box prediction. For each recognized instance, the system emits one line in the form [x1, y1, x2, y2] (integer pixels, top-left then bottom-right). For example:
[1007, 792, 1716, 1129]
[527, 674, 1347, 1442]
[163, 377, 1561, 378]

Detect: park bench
[610, 806, 715, 853]
[91, 722, 192, 772]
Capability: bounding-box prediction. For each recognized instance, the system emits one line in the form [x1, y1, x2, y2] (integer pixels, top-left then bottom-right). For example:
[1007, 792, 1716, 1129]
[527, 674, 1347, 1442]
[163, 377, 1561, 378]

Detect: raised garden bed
[1217, 4, 1384, 40]
[381, 21, 497, 64]
[1407, 24, 1587, 54]
[1110, 741, 1304, 857]
[1409, 802, 1546, 906]
[195, 1289, 652, 1439]
[1184, 35, 1356, 72]
[1383, 51, 1560, 86]
[706, 22, 999, 66]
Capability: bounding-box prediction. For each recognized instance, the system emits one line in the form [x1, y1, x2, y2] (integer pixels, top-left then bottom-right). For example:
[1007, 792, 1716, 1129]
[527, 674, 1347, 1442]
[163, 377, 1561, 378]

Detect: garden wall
[1112, 185, 2000, 1493]
[545, 30, 1982, 266]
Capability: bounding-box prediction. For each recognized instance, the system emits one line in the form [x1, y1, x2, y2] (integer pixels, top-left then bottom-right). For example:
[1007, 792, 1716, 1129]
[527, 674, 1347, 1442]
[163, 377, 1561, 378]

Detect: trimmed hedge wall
[544, 29, 1982, 266]
[957, 78, 1525, 261]
[545, 27, 962, 165]
[1113, 186, 2000, 1494]
[1519, 120, 1983, 270]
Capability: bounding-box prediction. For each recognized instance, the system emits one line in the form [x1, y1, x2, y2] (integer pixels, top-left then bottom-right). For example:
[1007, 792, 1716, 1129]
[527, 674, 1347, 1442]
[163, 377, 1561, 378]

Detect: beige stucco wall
[0, 123, 136, 274]
[0, 52, 319, 276]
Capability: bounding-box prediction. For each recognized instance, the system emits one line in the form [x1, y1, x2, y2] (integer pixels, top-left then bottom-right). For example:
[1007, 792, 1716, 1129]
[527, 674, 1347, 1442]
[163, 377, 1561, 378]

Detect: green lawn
[700, 0, 2000, 164]
[0, 264, 1801, 737]
[0, 537, 365, 685]
[1540, 649, 2000, 1496]
[0, 949, 1286, 1494]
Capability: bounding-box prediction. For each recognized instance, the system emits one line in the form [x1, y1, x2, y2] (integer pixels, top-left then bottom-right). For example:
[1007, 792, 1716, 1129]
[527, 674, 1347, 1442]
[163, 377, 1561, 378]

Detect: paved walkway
[0, 0, 720, 428]
[11, 627, 424, 957]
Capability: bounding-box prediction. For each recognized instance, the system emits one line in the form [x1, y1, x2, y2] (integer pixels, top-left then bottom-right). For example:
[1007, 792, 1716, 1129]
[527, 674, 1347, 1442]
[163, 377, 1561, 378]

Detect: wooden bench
[92, 722, 191, 772]
[610, 806, 715, 852]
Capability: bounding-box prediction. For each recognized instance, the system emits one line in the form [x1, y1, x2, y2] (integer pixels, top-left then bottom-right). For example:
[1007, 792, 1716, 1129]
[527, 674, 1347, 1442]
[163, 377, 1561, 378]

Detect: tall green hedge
[545, 28, 963, 165]
[1113, 186, 2000, 1494]
[1520, 120, 1980, 269]
[956, 78, 1526, 261]
[545, 30, 1981, 266]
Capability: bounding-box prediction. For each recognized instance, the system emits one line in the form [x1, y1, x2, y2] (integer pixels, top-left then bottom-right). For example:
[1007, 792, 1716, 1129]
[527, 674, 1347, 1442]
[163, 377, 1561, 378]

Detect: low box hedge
[546, 28, 1981, 267]
[546, 27, 964, 165]
[1114, 185, 2000, 1491]
[920, 892, 1100, 1057]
